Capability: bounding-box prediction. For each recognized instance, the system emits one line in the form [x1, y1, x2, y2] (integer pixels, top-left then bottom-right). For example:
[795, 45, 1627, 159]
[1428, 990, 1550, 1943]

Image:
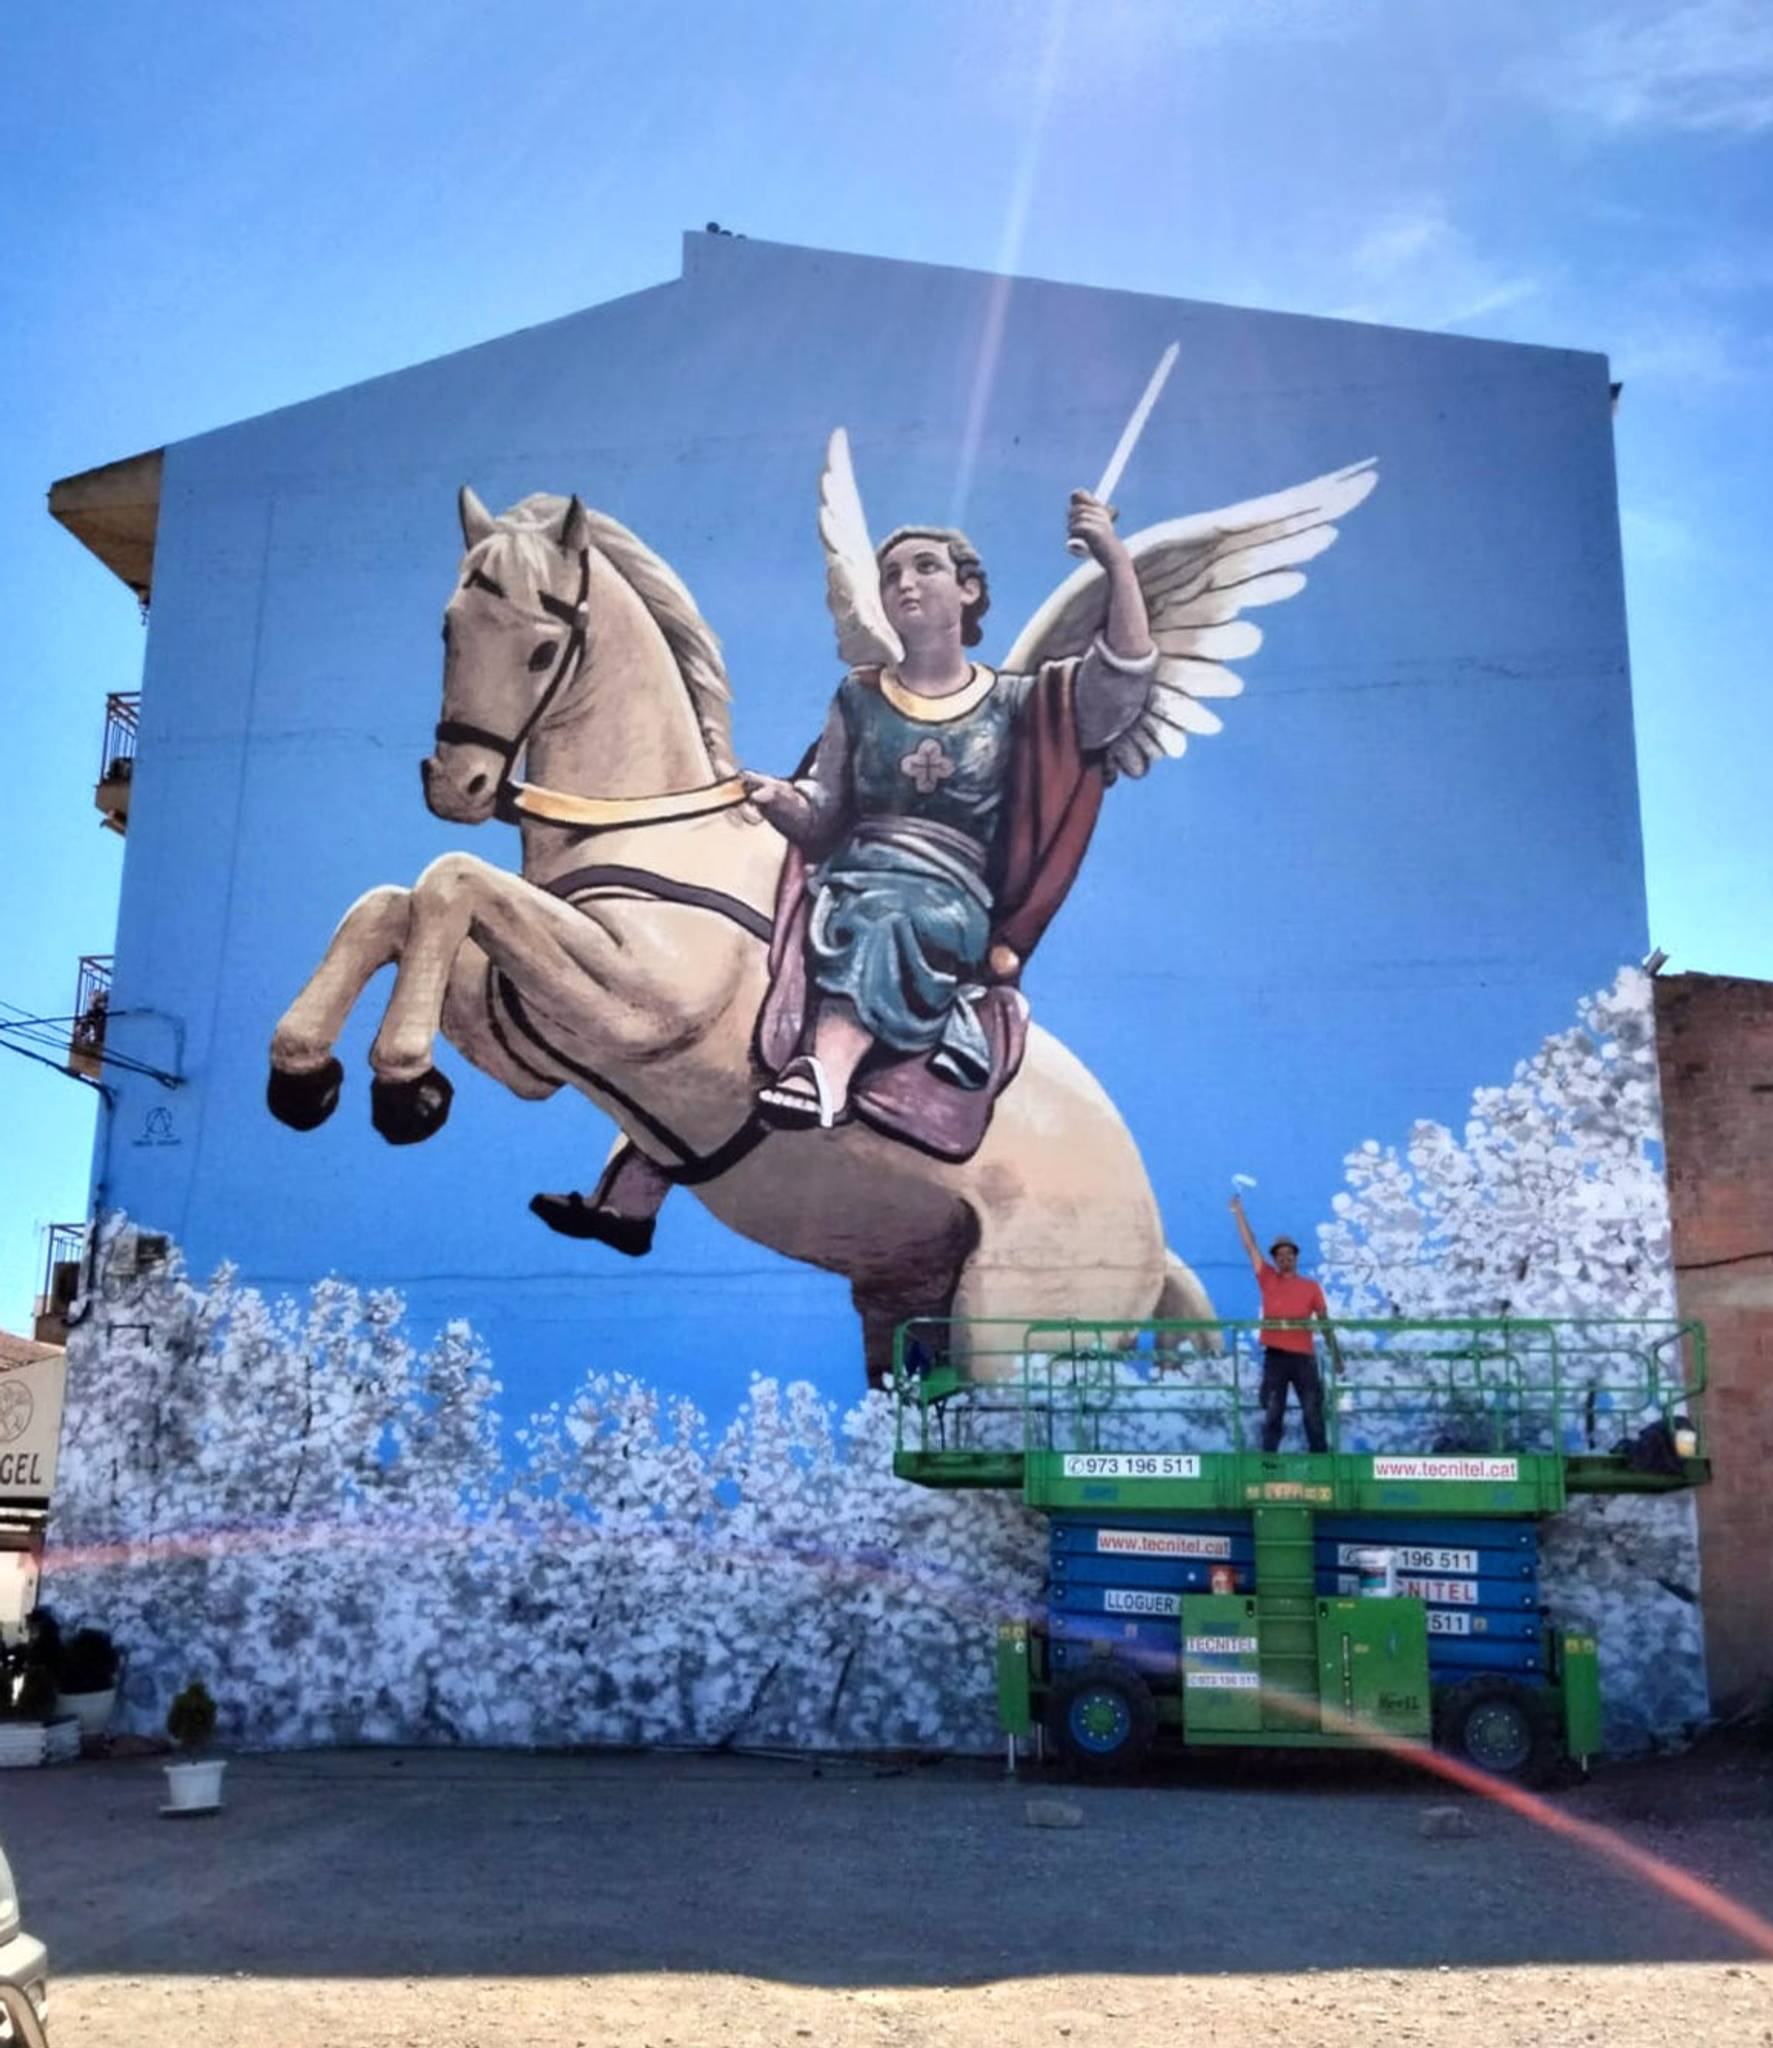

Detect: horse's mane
[496, 494, 736, 779]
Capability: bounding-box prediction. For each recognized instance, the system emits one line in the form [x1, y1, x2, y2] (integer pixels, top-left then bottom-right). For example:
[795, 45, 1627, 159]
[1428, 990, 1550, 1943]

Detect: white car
[0, 1842, 47, 2047]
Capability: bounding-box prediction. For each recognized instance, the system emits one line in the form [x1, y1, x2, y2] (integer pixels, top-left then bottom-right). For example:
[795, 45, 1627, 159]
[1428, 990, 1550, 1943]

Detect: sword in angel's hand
[1067, 341, 1180, 556]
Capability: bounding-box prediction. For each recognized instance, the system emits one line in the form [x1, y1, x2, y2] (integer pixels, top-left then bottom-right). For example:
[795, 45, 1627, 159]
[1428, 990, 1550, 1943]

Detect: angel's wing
[1001, 459, 1379, 782]
[819, 429, 903, 670]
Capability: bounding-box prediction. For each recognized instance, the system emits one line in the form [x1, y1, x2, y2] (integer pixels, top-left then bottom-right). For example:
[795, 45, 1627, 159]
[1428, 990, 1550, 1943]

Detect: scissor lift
[890, 1315, 1709, 1784]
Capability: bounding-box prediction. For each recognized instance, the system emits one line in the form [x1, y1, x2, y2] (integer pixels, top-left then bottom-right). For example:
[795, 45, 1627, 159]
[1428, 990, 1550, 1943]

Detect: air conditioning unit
[110, 1230, 167, 1280]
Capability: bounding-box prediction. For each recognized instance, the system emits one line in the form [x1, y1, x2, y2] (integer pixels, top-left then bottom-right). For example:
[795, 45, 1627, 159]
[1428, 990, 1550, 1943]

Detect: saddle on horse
[531, 658, 1108, 1245]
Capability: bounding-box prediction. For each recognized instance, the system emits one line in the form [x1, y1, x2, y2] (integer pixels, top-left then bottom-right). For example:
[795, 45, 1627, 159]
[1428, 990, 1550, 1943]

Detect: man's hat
[1269, 1237, 1300, 1257]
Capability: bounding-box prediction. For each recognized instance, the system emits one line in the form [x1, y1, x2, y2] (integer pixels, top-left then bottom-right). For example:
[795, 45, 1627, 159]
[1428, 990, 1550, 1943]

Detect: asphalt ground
[2, 1741, 1770, 2043]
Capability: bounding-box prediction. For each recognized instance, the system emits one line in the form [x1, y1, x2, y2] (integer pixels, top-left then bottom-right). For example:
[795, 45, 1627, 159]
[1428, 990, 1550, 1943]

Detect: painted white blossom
[44, 970, 1708, 1761]
[1315, 967, 1708, 1750]
[48, 1225, 1038, 1754]
[50, 1222, 509, 1747]
[1318, 967, 1674, 1323]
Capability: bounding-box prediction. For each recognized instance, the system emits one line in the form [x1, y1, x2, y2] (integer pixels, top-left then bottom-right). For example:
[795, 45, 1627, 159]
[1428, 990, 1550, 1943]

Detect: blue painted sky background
[4, 0, 1771, 1331]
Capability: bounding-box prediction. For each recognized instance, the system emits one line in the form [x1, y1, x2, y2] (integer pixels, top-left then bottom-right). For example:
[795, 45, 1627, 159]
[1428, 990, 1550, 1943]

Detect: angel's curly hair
[875, 526, 991, 649]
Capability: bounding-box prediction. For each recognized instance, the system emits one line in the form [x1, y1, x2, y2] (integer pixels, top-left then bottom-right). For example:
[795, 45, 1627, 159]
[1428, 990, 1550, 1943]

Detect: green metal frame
[1557, 1630, 1604, 1765]
[890, 1313, 1709, 1502]
[996, 1621, 1034, 1738]
[904, 1313, 1709, 1770]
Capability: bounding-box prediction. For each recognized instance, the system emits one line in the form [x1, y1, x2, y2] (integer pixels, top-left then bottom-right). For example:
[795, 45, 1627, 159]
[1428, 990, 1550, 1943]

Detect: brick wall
[1654, 972, 1773, 1715]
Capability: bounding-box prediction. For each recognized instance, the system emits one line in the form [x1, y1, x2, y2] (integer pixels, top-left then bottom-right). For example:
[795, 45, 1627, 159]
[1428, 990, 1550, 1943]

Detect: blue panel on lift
[1052, 1512, 1540, 1556]
[1048, 1627, 1182, 1682]
[1050, 1552, 1252, 1592]
[1049, 1513, 1251, 1549]
[1044, 1512, 1551, 1695]
[1420, 1633, 1548, 1676]
[1051, 1579, 1545, 1635]
[1047, 1616, 1546, 1687]
[1050, 1551, 1541, 1606]
[1318, 1515, 1538, 1551]
[1319, 1569, 1540, 1610]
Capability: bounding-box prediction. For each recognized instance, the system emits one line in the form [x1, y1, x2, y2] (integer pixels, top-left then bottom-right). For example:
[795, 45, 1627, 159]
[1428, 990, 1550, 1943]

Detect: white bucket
[162, 1758, 227, 1814]
[1347, 1546, 1398, 1598]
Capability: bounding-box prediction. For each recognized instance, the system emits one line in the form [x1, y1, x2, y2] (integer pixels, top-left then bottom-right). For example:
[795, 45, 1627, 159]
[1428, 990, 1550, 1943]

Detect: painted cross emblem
[900, 737, 955, 795]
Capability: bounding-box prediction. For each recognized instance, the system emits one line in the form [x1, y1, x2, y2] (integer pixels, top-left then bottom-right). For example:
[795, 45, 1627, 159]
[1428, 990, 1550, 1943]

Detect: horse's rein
[433, 546, 750, 833]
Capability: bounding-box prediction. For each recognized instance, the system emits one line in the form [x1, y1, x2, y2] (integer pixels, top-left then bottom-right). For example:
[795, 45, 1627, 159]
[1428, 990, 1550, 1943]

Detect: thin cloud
[1149, 0, 1349, 47]
[1522, 0, 1773, 136]
[1608, 311, 1768, 386]
[1332, 201, 1545, 335]
[979, 0, 1350, 100]
[1679, 245, 1773, 293]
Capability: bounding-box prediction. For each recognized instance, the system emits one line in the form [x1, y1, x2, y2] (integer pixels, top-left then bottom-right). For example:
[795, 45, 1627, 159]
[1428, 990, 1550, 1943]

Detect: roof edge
[48, 447, 164, 602]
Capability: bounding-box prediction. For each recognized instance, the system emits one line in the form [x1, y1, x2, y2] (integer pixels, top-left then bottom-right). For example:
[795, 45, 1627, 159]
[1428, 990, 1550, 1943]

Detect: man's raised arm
[1229, 1192, 1264, 1277]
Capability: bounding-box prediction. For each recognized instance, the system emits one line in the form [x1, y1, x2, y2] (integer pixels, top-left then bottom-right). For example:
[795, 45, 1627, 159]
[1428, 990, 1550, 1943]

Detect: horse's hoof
[529, 1191, 656, 1257]
[371, 1067, 454, 1145]
[267, 1057, 344, 1131]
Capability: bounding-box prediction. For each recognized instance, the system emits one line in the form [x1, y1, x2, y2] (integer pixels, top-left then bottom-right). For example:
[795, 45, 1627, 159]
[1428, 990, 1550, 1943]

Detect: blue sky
[3, 0, 1770, 1330]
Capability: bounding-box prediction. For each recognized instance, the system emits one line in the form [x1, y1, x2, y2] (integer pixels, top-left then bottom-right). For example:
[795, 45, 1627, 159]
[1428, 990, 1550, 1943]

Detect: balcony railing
[95, 692, 139, 835]
[66, 955, 111, 1080]
[31, 1223, 85, 1347]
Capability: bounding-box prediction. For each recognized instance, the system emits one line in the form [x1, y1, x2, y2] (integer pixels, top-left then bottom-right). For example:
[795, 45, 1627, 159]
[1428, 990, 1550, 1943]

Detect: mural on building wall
[55, 969, 1705, 1755]
[52, 247, 1694, 1758]
[266, 422, 1378, 1382]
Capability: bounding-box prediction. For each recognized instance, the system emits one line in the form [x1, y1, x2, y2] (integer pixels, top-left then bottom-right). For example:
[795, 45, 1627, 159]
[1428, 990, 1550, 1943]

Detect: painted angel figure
[530, 434, 1377, 1250]
[743, 485, 1154, 1129]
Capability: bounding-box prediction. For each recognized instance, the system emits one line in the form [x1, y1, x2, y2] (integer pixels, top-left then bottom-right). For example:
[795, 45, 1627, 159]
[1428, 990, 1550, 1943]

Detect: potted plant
[51, 1625, 122, 1739]
[162, 1680, 225, 1816]
[0, 1654, 55, 1769]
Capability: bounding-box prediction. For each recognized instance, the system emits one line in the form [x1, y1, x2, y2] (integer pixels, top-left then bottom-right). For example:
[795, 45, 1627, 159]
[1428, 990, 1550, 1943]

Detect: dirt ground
[4, 1731, 1772, 2046]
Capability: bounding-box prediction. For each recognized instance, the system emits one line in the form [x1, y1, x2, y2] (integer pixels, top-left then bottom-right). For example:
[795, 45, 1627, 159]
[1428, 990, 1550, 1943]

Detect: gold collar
[877, 664, 996, 723]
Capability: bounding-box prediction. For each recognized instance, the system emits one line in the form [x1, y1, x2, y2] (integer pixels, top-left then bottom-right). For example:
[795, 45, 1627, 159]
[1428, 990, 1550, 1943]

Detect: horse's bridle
[433, 545, 748, 831]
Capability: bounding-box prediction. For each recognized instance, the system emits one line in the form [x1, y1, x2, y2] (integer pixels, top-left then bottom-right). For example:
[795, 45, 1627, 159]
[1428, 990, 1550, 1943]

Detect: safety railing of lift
[889, 1315, 1707, 1467]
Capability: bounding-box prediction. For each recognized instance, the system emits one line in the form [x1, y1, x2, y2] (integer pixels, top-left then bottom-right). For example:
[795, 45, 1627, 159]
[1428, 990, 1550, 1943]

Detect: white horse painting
[268, 451, 1375, 1382]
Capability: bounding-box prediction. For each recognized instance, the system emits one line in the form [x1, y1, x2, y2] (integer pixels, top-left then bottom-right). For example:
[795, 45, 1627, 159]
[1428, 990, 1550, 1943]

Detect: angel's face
[878, 537, 979, 649]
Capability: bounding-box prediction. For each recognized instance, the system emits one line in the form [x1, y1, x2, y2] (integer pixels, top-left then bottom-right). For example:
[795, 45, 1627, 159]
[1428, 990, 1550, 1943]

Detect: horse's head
[422, 487, 594, 825]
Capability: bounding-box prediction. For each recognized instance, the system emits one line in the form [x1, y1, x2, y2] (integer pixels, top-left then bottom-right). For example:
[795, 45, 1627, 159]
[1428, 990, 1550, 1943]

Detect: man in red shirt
[1230, 1192, 1336, 1453]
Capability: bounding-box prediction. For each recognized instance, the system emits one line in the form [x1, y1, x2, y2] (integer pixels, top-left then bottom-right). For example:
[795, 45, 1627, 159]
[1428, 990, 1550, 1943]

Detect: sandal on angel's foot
[756, 1054, 847, 1131]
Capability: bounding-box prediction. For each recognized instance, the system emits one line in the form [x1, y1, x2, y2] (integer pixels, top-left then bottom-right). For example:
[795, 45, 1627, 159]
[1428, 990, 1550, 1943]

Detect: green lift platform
[890, 1315, 1709, 1785]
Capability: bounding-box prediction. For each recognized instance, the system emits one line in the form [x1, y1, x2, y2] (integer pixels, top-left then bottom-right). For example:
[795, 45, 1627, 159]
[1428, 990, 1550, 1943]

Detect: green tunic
[805, 668, 1028, 1083]
[788, 646, 1154, 1084]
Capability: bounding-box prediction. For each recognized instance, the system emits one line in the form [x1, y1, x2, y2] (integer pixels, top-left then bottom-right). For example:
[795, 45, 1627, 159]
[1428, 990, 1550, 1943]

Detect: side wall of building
[43, 238, 1710, 1753]
[1656, 972, 1773, 1714]
[85, 235, 1652, 1406]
